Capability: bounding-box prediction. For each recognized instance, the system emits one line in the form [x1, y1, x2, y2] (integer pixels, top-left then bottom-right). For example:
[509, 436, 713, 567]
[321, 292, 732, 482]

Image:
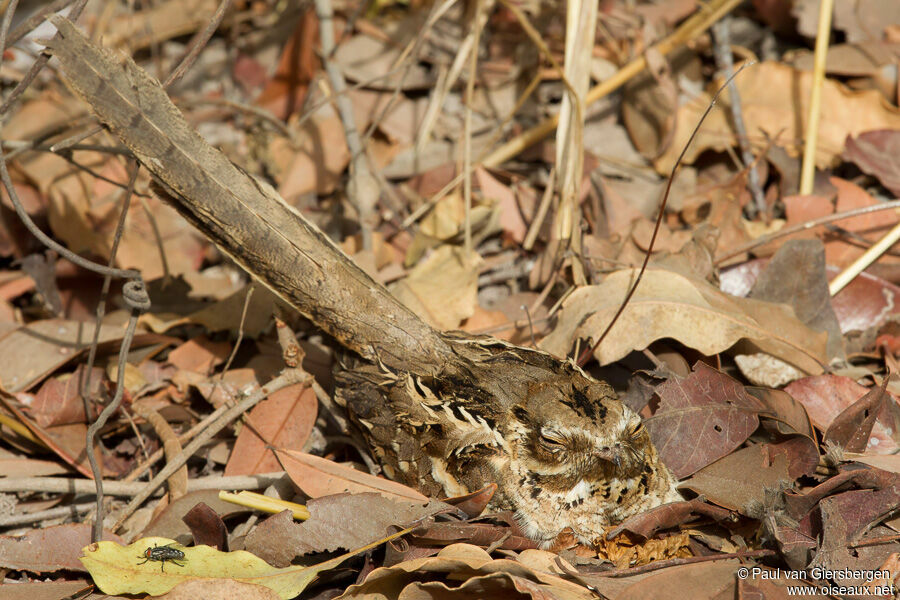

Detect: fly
[136, 543, 186, 572]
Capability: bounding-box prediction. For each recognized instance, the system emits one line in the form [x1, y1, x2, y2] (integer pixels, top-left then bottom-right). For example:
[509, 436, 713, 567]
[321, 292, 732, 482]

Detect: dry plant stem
[0, 472, 288, 496]
[363, 0, 459, 149]
[221, 284, 254, 376]
[523, 168, 556, 251]
[576, 63, 751, 367]
[711, 19, 765, 216]
[554, 0, 595, 287]
[829, 221, 900, 296]
[181, 97, 296, 143]
[713, 200, 900, 265]
[312, 378, 348, 433]
[163, 0, 232, 88]
[0, 502, 95, 528]
[87, 302, 145, 542]
[798, 0, 834, 195]
[462, 0, 485, 254]
[314, 0, 378, 250]
[130, 402, 188, 499]
[49, 124, 104, 153]
[481, 0, 742, 168]
[124, 402, 232, 482]
[113, 369, 308, 530]
[81, 162, 139, 413]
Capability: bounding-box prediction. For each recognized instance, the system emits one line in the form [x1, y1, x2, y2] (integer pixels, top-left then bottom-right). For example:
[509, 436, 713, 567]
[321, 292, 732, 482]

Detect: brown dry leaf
[622, 48, 695, 160]
[271, 104, 351, 200]
[183, 502, 228, 550]
[823, 177, 900, 268]
[274, 448, 428, 502]
[844, 130, 900, 198]
[813, 488, 900, 578]
[681, 444, 793, 515]
[0, 452, 70, 478]
[244, 493, 454, 567]
[391, 246, 482, 330]
[0, 524, 121, 573]
[794, 0, 900, 43]
[785, 375, 899, 453]
[167, 336, 231, 375]
[581, 560, 742, 600]
[30, 365, 105, 427]
[824, 377, 890, 452]
[747, 239, 843, 360]
[644, 362, 763, 478]
[607, 497, 736, 541]
[475, 167, 528, 244]
[337, 543, 595, 599]
[654, 61, 900, 173]
[224, 384, 317, 476]
[350, 89, 430, 147]
[142, 285, 277, 338]
[830, 267, 900, 333]
[415, 190, 500, 249]
[540, 268, 828, 374]
[253, 8, 317, 118]
[746, 387, 816, 439]
[160, 578, 281, 600]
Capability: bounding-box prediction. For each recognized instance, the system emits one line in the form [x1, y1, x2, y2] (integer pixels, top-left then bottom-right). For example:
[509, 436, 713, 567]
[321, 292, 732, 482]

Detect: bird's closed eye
[627, 422, 645, 439]
[538, 429, 566, 451]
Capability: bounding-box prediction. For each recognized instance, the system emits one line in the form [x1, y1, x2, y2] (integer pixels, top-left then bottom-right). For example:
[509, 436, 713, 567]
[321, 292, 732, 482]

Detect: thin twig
[123, 402, 233, 482]
[162, 0, 233, 88]
[0, 472, 288, 496]
[80, 162, 139, 415]
[711, 19, 765, 216]
[798, 0, 834, 194]
[221, 285, 254, 376]
[113, 369, 308, 530]
[3, 0, 75, 50]
[829, 221, 900, 295]
[86, 287, 148, 541]
[714, 200, 900, 265]
[462, 0, 486, 254]
[0, 0, 89, 116]
[314, 0, 378, 250]
[0, 502, 95, 528]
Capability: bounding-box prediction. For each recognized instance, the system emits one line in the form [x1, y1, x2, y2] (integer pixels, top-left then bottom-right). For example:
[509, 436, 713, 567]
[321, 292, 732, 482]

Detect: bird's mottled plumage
[335, 333, 680, 545]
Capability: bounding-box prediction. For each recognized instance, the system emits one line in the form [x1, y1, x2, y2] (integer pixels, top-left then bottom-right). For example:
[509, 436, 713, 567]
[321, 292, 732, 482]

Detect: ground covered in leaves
[2, 0, 900, 598]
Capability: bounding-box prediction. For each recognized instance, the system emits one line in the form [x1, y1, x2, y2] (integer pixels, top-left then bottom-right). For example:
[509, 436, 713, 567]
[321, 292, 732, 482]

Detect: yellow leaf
[81, 530, 412, 598]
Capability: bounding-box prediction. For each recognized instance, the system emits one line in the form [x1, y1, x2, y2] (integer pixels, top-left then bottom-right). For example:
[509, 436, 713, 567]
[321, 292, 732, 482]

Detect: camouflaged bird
[44, 18, 681, 548]
[336, 332, 682, 546]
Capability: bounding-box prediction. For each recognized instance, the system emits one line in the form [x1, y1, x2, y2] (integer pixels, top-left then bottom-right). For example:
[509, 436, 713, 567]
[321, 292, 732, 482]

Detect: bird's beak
[596, 446, 622, 469]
